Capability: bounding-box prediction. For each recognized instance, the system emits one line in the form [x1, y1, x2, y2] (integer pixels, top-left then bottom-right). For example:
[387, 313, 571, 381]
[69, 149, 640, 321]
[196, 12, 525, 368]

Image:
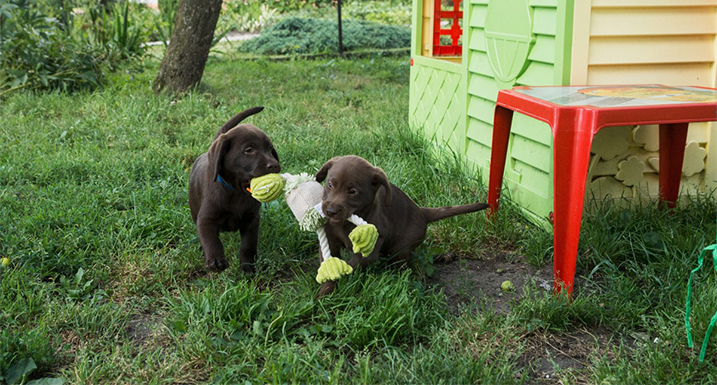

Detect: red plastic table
[487, 85, 717, 295]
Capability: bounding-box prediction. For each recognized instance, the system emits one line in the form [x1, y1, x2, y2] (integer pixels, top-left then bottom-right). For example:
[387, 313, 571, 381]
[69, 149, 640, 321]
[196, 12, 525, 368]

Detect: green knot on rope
[249, 173, 285, 203]
[348, 224, 378, 257]
[316, 257, 353, 283]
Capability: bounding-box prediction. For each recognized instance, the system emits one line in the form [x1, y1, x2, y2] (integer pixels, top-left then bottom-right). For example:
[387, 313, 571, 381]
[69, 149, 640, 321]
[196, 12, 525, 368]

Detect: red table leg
[658, 123, 689, 208]
[551, 123, 595, 296]
[486, 85, 717, 297]
[487, 106, 514, 216]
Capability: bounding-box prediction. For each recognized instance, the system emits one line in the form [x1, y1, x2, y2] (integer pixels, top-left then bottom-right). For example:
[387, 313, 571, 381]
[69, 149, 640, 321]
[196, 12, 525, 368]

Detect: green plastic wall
[409, 0, 574, 220]
[409, 57, 466, 156]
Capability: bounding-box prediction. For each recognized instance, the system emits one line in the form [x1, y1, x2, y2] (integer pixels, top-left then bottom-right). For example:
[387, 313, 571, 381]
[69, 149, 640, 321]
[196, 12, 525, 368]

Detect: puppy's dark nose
[267, 160, 280, 173]
[324, 206, 338, 218]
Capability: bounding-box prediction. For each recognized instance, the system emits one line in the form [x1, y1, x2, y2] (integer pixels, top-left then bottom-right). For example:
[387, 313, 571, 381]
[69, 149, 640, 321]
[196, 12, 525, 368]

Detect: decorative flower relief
[615, 156, 645, 187]
[632, 125, 659, 152]
[644, 142, 705, 177]
[591, 126, 631, 161]
[682, 141, 707, 177]
[589, 176, 631, 198]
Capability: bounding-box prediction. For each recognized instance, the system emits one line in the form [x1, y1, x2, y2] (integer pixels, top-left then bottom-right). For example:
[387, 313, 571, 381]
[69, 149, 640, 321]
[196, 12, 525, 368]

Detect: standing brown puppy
[315, 155, 489, 295]
[189, 107, 280, 272]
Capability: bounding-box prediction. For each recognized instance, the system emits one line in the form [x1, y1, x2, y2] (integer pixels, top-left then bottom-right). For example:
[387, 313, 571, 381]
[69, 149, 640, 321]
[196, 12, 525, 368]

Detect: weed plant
[1, 56, 716, 383]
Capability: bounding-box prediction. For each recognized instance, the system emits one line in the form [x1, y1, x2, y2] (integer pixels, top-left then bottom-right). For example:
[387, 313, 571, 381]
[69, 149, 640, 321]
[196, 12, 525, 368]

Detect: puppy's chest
[328, 223, 358, 244]
[217, 196, 259, 227]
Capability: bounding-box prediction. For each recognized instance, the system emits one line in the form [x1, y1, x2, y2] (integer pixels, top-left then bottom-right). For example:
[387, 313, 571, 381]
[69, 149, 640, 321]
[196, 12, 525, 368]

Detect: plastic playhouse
[409, 0, 717, 220]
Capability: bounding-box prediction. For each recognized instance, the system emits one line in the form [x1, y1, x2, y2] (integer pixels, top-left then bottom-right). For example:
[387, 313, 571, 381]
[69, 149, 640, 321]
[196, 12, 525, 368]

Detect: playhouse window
[425, 0, 462, 59]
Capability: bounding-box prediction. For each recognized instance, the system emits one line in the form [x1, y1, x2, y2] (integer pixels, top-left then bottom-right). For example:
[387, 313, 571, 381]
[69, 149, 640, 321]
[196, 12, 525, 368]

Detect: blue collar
[216, 175, 236, 191]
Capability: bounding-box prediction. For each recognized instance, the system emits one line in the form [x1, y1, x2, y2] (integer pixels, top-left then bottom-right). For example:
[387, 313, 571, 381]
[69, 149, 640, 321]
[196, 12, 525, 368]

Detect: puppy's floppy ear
[315, 157, 339, 182]
[208, 134, 231, 181]
[372, 167, 392, 207]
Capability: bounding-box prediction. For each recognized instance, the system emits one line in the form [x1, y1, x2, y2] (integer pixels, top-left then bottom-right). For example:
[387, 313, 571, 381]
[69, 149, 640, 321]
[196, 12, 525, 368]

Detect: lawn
[1, 55, 717, 384]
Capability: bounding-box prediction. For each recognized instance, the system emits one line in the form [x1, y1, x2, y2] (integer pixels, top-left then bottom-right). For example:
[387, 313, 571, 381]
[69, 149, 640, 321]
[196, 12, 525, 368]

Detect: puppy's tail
[421, 202, 490, 224]
[214, 106, 265, 139]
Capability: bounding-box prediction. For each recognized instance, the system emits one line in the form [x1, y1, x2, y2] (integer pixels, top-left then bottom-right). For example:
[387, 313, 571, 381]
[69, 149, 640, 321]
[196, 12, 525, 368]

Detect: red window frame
[432, 0, 462, 56]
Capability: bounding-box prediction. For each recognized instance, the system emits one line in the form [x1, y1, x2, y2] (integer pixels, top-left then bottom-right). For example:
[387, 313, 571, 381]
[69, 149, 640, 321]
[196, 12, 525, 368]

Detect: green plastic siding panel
[484, 0, 535, 88]
[464, 0, 573, 219]
[410, 0, 420, 56]
[409, 57, 466, 155]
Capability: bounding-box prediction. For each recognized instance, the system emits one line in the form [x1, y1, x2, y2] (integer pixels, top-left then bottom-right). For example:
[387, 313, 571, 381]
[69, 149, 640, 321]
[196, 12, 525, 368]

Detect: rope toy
[249, 173, 379, 284]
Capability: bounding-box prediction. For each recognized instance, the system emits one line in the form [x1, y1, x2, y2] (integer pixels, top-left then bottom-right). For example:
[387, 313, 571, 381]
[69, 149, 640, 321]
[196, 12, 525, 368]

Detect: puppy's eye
[348, 188, 358, 196]
[327, 181, 333, 189]
[244, 147, 255, 154]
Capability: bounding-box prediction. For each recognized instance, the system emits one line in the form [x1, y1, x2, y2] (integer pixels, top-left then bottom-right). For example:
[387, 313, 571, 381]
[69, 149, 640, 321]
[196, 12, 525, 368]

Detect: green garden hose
[685, 219, 717, 363]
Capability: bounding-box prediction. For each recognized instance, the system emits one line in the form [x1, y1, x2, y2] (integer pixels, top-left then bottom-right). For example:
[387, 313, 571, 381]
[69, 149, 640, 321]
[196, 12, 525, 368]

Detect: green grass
[1, 55, 716, 384]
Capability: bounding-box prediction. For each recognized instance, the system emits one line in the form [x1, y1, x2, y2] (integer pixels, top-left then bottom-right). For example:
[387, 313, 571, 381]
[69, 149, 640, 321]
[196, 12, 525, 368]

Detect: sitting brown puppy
[189, 107, 280, 272]
[315, 155, 489, 295]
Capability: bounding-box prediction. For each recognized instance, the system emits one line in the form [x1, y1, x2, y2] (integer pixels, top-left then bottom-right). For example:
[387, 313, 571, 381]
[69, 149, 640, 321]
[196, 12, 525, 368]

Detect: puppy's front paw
[316, 281, 337, 297]
[239, 255, 256, 274]
[239, 263, 255, 274]
[205, 256, 229, 272]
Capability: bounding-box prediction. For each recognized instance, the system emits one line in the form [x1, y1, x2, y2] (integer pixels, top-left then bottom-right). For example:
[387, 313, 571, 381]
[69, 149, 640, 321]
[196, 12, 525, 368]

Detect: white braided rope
[347, 214, 367, 226]
[316, 227, 332, 262]
[315, 214, 369, 262]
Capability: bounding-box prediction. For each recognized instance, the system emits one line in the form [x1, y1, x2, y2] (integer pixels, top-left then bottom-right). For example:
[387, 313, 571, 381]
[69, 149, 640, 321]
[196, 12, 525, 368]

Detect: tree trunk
[152, 0, 223, 94]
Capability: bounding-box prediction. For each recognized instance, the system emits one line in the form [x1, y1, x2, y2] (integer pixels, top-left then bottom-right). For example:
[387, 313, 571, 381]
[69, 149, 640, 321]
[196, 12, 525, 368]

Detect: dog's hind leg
[386, 239, 423, 268]
[387, 250, 413, 269]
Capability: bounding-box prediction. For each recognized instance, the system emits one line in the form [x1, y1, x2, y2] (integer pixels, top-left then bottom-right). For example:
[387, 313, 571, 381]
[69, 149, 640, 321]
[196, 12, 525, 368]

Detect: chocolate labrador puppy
[189, 106, 280, 272]
[315, 155, 489, 295]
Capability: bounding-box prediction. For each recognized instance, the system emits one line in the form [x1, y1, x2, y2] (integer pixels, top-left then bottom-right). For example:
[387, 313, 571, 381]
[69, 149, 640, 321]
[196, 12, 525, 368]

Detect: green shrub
[153, 0, 178, 45]
[80, 0, 148, 63]
[220, 0, 278, 33]
[345, 1, 411, 26]
[226, 0, 411, 14]
[239, 16, 410, 55]
[157, 0, 178, 18]
[233, 0, 335, 13]
[0, 0, 104, 95]
[0, 0, 150, 96]
[277, 1, 411, 28]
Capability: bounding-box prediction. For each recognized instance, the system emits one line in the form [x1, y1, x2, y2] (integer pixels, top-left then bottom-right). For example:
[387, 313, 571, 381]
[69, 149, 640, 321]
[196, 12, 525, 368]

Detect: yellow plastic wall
[571, 0, 717, 200]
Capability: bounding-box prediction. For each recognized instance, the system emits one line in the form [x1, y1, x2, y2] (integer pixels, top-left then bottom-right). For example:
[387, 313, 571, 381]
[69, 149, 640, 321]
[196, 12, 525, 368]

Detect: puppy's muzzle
[322, 203, 348, 223]
[265, 159, 280, 173]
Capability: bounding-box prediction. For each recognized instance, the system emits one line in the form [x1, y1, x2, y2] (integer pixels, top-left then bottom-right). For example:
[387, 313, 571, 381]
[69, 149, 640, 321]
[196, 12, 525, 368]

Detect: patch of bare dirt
[428, 252, 554, 314]
[428, 254, 629, 384]
[126, 313, 160, 347]
[518, 327, 618, 384]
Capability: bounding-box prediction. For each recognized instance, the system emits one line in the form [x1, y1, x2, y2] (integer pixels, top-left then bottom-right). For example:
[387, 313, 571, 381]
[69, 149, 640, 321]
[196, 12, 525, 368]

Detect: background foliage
[0, 0, 411, 96]
[239, 16, 410, 55]
[0, 0, 103, 94]
[0, 0, 151, 95]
